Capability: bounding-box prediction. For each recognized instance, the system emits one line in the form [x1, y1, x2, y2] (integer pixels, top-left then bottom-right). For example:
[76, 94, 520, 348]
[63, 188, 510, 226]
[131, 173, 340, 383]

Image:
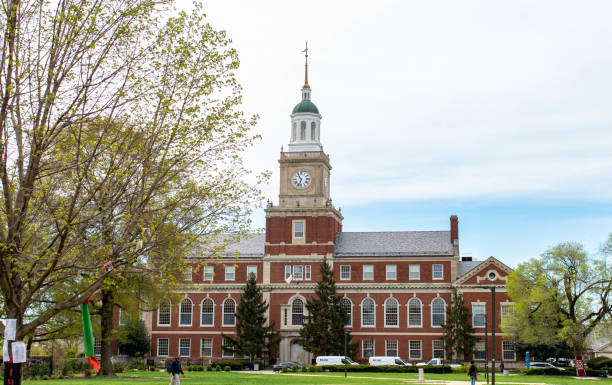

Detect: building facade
[145, 56, 516, 366]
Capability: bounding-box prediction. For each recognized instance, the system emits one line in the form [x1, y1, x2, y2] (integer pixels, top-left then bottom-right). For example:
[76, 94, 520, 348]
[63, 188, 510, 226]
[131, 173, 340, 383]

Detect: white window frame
[409, 264, 420, 280]
[225, 265, 235, 281]
[409, 340, 422, 360]
[361, 297, 376, 327]
[222, 339, 234, 358]
[157, 301, 171, 326]
[502, 341, 516, 361]
[341, 297, 352, 327]
[179, 298, 193, 326]
[304, 265, 311, 280]
[386, 264, 397, 280]
[407, 297, 422, 327]
[291, 298, 304, 326]
[340, 265, 351, 280]
[179, 338, 191, 357]
[183, 265, 193, 281]
[474, 341, 486, 360]
[223, 298, 236, 326]
[386, 339, 398, 357]
[203, 266, 214, 281]
[432, 264, 443, 280]
[118, 308, 128, 326]
[201, 338, 213, 357]
[157, 338, 169, 357]
[472, 304, 486, 328]
[433, 340, 445, 359]
[94, 338, 102, 357]
[431, 298, 446, 327]
[292, 220, 305, 243]
[362, 339, 374, 358]
[363, 265, 374, 280]
[200, 298, 214, 327]
[293, 265, 303, 280]
[285, 265, 292, 280]
[247, 265, 257, 280]
[501, 304, 514, 324]
[384, 297, 399, 327]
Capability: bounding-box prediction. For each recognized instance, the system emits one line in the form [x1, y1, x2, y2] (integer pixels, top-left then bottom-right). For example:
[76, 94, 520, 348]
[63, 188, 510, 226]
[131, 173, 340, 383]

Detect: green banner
[80, 302, 95, 358]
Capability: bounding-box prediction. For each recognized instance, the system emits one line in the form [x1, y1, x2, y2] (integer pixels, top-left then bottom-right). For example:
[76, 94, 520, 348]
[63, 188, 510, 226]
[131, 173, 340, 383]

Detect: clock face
[292, 170, 310, 188]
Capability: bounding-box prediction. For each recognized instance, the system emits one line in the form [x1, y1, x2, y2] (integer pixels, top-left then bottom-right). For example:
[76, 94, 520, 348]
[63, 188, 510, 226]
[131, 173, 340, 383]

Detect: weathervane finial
[302, 41, 310, 89]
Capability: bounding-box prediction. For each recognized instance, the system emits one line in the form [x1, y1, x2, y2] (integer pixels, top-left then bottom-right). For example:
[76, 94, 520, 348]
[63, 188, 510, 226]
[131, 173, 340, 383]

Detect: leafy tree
[300, 257, 357, 357]
[118, 319, 151, 358]
[441, 289, 478, 359]
[0, 0, 264, 380]
[505, 240, 612, 355]
[222, 275, 280, 361]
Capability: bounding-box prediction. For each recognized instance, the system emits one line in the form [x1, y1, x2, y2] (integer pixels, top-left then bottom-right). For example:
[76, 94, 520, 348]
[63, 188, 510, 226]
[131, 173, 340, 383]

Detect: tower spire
[302, 41, 310, 89]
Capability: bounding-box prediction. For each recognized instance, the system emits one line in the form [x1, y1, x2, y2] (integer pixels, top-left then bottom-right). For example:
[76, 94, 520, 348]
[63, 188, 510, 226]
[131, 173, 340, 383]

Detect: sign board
[575, 356, 586, 377]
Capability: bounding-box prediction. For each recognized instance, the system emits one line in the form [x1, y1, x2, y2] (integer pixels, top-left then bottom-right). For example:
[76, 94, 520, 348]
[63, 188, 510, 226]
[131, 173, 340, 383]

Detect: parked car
[529, 361, 564, 370]
[315, 356, 358, 366]
[272, 361, 302, 372]
[369, 356, 411, 366]
[415, 358, 461, 367]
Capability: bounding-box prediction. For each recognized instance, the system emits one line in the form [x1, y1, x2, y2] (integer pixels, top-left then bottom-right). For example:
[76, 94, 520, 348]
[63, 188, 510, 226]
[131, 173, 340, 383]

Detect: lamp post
[483, 313, 489, 385]
[344, 327, 351, 378]
[478, 284, 497, 385]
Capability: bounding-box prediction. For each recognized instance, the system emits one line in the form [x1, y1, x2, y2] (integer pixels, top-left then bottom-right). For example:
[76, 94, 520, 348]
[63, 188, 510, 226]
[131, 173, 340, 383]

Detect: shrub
[84, 368, 92, 377]
[291, 365, 299, 372]
[300, 365, 308, 372]
[521, 367, 574, 376]
[51, 373, 57, 379]
[224, 365, 231, 372]
[315, 364, 452, 373]
[59, 374, 64, 379]
[215, 365, 222, 371]
[42, 374, 48, 380]
[206, 364, 213, 372]
[212, 359, 249, 370]
[187, 365, 203, 371]
[114, 363, 125, 373]
[586, 368, 608, 377]
[587, 357, 612, 370]
[281, 366, 289, 373]
[127, 357, 146, 370]
[452, 365, 470, 373]
[27, 360, 50, 378]
[65, 349, 77, 358]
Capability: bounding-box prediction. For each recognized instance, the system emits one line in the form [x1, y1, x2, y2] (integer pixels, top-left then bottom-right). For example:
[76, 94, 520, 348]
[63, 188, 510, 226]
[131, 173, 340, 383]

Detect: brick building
[144, 55, 516, 367]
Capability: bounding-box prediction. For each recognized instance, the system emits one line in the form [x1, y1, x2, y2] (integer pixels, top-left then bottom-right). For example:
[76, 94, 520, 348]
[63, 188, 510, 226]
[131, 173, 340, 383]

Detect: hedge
[587, 357, 612, 370]
[212, 359, 249, 370]
[318, 365, 453, 373]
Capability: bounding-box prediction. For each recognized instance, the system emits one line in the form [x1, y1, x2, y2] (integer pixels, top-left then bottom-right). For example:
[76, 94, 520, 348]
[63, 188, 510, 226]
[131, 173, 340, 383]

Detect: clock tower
[265, 45, 342, 257]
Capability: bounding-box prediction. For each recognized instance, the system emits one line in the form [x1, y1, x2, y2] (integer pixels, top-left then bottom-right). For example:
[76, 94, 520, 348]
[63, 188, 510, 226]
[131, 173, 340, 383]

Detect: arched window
[310, 122, 316, 140]
[407, 298, 422, 327]
[201, 298, 214, 326]
[179, 298, 192, 326]
[300, 121, 306, 140]
[292, 122, 296, 140]
[361, 298, 375, 327]
[341, 297, 352, 327]
[158, 300, 171, 326]
[223, 298, 236, 326]
[292, 298, 304, 326]
[431, 298, 446, 327]
[384, 297, 399, 327]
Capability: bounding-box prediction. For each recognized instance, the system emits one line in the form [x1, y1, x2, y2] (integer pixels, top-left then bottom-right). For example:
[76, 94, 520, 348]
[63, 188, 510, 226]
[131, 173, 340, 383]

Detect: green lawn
[19, 370, 612, 385]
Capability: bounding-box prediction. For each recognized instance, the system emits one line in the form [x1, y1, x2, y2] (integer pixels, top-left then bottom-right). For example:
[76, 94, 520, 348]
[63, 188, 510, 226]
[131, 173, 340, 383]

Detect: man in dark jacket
[468, 360, 478, 385]
[169, 355, 185, 385]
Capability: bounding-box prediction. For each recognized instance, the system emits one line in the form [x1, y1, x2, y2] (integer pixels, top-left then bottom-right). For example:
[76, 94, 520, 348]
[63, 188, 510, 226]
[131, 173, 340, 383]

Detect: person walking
[169, 355, 185, 385]
[468, 360, 478, 385]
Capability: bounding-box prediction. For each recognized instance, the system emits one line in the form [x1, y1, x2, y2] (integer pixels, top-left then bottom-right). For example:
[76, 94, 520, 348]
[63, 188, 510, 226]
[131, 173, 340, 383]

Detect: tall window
[433, 340, 445, 359]
[179, 298, 193, 326]
[292, 298, 304, 326]
[222, 339, 234, 357]
[431, 298, 446, 327]
[363, 265, 374, 280]
[407, 298, 422, 327]
[223, 298, 236, 326]
[247, 265, 257, 280]
[386, 265, 397, 280]
[310, 122, 316, 140]
[386, 340, 398, 357]
[293, 265, 303, 280]
[293, 220, 305, 239]
[361, 298, 375, 327]
[203, 266, 214, 281]
[340, 265, 351, 280]
[300, 121, 306, 140]
[94, 339, 102, 356]
[409, 340, 422, 360]
[305, 265, 311, 280]
[503, 341, 516, 361]
[285, 265, 291, 280]
[501, 304, 514, 323]
[409, 264, 420, 280]
[362, 339, 374, 358]
[157, 338, 169, 356]
[158, 301, 170, 326]
[201, 338, 212, 357]
[179, 338, 191, 357]
[384, 297, 398, 327]
[225, 265, 235, 281]
[474, 341, 486, 360]
[472, 305, 486, 327]
[183, 266, 192, 281]
[118, 308, 129, 325]
[201, 298, 214, 326]
[341, 298, 352, 327]
[433, 264, 443, 279]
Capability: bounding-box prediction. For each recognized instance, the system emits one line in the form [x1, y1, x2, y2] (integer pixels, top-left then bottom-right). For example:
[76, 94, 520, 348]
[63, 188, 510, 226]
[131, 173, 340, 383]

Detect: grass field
[18, 370, 612, 385]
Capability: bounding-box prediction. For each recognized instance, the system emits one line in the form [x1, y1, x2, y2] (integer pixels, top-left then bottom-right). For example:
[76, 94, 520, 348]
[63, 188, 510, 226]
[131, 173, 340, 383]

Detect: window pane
[183, 266, 192, 281]
[432, 298, 445, 326]
[363, 265, 373, 280]
[386, 340, 398, 357]
[341, 298, 352, 327]
[179, 338, 190, 357]
[362, 339, 374, 358]
[503, 341, 516, 361]
[225, 265, 235, 280]
[201, 338, 212, 357]
[247, 266, 257, 279]
[292, 299, 304, 326]
[385, 298, 398, 326]
[158, 301, 170, 326]
[285, 265, 291, 279]
[222, 339, 233, 357]
[433, 340, 445, 359]
[223, 299, 235, 326]
[409, 340, 421, 360]
[179, 299, 192, 326]
[433, 264, 443, 279]
[304, 265, 311, 280]
[386, 265, 396, 280]
[473, 305, 486, 327]
[408, 298, 422, 327]
[409, 264, 420, 280]
[474, 341, 486, 360]
[201, 299, 214, 326]
[293, 265, 303, 280]
[157, 338, 169, 356]
[203, 266, 214, 281]
[362, 298, 375, 326]
[340, 265, 351, 280]
[294, 221, 304, 238]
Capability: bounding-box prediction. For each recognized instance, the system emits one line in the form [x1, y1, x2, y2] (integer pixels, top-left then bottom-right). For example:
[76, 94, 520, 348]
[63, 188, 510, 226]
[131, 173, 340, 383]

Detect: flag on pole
[81, 301, 100, 372]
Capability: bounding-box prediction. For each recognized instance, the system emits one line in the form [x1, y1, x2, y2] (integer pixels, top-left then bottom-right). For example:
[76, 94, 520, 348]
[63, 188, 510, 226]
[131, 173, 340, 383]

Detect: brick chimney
[450, 215, 459, 245]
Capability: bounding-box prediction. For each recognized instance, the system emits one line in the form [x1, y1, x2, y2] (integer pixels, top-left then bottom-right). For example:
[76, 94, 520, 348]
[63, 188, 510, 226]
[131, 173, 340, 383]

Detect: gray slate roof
[224, 234, 265, 258]
[458, 260, 483, 278]
[334, 231, 453, 257]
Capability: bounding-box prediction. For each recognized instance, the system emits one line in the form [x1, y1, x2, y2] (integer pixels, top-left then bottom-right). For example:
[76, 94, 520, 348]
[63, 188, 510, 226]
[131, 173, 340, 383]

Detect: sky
[178, 0, 612, 267]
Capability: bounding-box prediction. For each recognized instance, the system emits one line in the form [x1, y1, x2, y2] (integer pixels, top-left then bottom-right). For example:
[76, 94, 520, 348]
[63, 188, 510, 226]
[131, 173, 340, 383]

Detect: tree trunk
[98, 288, 115, 376]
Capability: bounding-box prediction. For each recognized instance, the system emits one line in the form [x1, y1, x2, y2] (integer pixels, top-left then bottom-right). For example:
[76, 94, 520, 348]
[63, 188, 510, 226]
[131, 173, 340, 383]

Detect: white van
[315, 356, 359, 366]
[369, 356, 410, 366]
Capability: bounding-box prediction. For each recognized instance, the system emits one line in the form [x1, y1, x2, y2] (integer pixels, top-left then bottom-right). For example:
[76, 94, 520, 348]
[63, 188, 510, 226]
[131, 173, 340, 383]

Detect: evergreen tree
[300, 257, 358, 356]
[222, 275, 280, 360]
[442, 289, 478, 359]
[118, 319, 151, 358]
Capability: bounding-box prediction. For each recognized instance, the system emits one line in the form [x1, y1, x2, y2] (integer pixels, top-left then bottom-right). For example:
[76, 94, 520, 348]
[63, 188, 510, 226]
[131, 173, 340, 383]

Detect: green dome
[292, 99, 319, 114]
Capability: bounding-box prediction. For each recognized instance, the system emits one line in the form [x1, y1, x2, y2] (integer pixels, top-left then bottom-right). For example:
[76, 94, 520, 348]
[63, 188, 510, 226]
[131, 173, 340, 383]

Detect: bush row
[521, 367, 608, 378]
[587, 357, 612, 370]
